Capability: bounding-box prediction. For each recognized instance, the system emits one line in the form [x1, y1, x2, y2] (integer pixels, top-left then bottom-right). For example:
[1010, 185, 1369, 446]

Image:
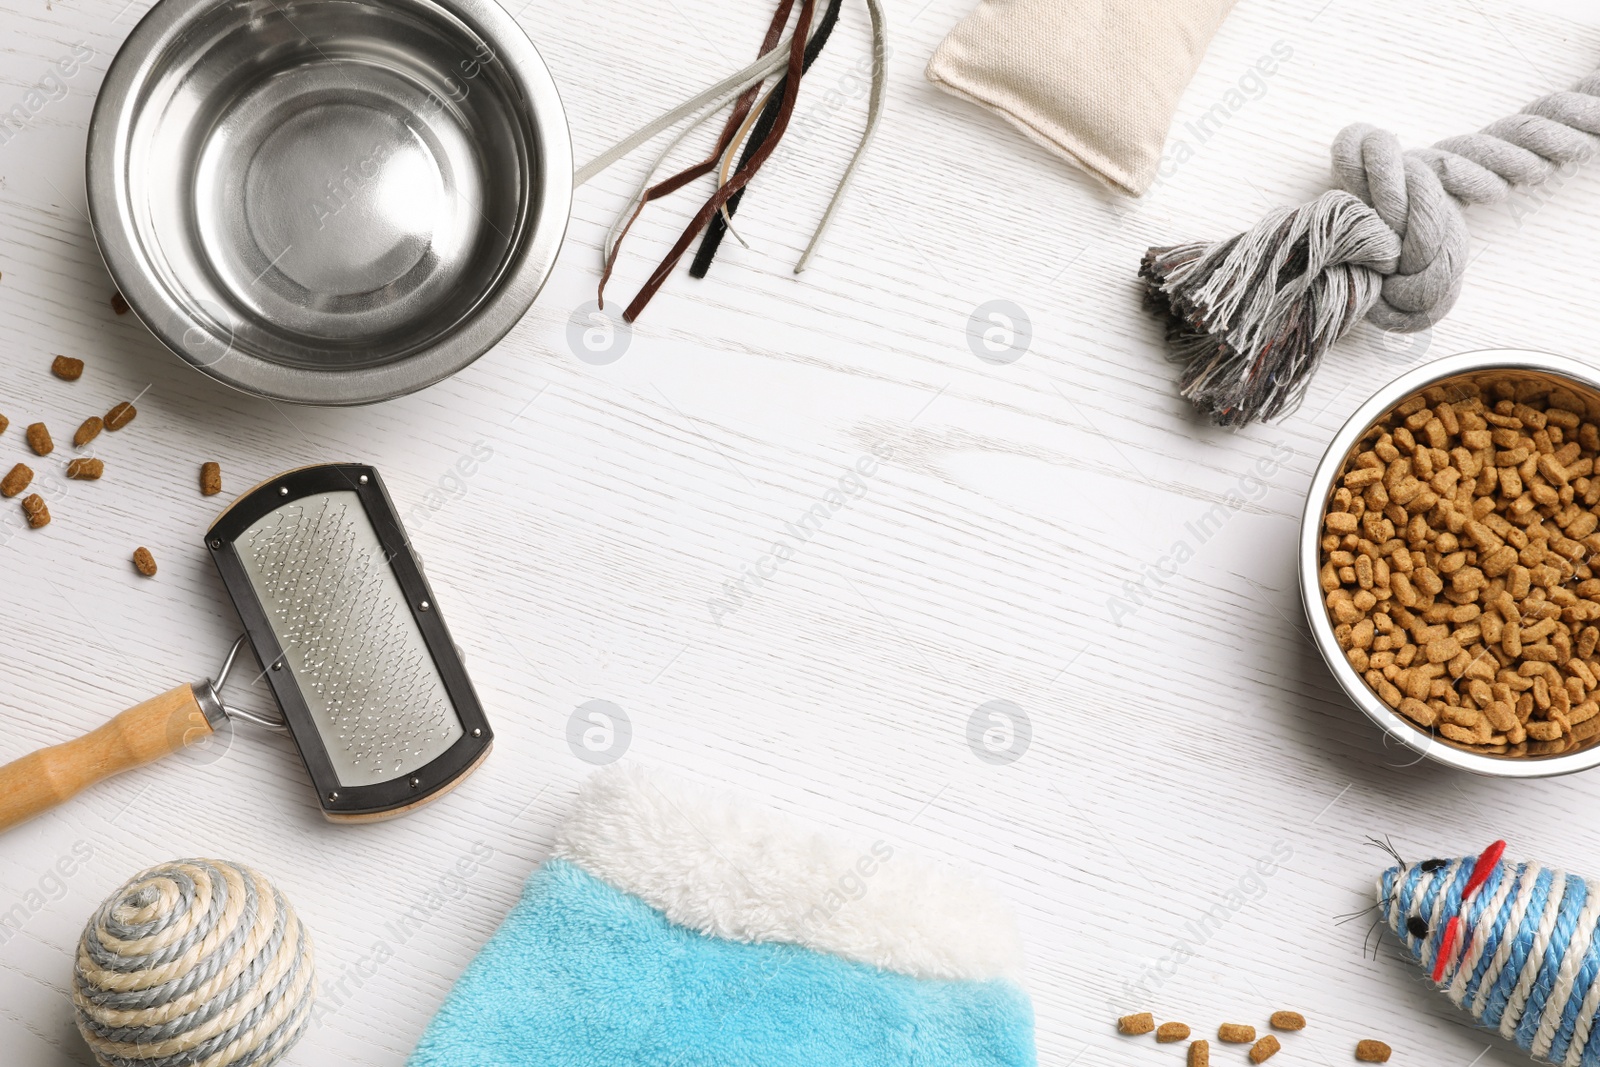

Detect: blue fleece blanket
[408, 859, 1036, 1067]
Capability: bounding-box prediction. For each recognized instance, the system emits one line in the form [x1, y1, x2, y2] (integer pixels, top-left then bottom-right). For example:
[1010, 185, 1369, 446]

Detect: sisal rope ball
[72, 858, 316, 1067]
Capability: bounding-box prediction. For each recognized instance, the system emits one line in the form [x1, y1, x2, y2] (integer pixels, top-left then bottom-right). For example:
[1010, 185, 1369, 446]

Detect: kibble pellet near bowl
[105, 401, 136, 431]
[26, 422, 52, 456]
[200, 461, 222, 496]
[22, 494, 49, 528]
[66, 458, 103, 480]
[1250, 1035, 1281, 1064]
[74, 416, 103, 447]
[1355, 1039, 1391, 1063]
[1, 463, 32, 498]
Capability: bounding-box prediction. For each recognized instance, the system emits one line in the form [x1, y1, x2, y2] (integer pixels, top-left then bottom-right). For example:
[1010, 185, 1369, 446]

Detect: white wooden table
[5, 0, 1600, 1063]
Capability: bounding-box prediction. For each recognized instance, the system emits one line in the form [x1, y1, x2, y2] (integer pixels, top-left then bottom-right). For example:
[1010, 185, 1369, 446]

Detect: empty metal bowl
[1299, 349, 1600, 777]
[87, 0, 570, 404]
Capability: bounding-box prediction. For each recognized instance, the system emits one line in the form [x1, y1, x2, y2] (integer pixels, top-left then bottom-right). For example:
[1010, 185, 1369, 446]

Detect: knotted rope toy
[1376, 839, 1600, 1065]
[72, 859, 315, 1067]
[1142, 70, 1600, 427]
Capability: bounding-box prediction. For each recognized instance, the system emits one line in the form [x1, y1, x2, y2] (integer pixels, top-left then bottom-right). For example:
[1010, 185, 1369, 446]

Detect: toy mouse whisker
[1335, 903, 1379, 926]
[1362, 917, 1385, 960]
[1365, 835, 1407, 868]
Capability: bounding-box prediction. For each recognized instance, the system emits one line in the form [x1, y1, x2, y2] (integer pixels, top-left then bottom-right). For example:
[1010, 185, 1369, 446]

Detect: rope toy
[1142, 70, 1600, 428]
[72, 858, 315, 1067]
[1377, 839, 1600, 1065]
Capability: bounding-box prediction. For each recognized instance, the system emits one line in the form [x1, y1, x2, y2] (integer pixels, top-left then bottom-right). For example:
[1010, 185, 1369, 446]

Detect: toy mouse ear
[1430, 842, 1507, 983]
[1431, 916, 1462, 982]
[1462, 841, 1507, 901]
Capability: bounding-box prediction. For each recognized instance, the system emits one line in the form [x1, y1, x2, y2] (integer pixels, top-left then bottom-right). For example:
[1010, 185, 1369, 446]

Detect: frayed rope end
[1141, 190, 1401, 429]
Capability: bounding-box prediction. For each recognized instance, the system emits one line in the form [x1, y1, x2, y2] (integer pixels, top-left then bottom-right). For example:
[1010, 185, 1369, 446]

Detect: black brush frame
[206, 463, 493, 820]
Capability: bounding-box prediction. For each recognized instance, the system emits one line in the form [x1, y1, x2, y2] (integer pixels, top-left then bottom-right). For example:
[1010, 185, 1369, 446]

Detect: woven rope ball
[72, 858, 315, 1067]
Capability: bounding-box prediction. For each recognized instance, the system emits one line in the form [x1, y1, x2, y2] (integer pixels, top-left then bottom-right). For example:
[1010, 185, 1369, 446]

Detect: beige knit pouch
[926, 0, 1238, 196]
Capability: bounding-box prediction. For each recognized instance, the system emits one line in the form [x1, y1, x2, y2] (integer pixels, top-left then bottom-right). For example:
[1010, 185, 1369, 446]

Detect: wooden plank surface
[4, 0, 1600, 1063]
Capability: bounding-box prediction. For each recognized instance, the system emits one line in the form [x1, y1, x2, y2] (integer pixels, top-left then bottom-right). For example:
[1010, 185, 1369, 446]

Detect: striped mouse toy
[1379, 840, 1600, 1066]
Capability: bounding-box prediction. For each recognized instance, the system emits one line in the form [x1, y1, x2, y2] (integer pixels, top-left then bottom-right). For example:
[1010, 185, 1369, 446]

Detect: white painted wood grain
[4, 0, 1600, 1064]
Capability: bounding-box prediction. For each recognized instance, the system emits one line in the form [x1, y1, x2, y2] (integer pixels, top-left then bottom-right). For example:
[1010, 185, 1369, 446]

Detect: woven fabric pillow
[926, 0, 1238, 195]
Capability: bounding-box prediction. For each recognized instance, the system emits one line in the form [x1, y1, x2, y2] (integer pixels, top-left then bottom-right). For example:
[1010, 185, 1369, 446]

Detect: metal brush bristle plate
[208, 464, 492, 819]
[234, 490, 462, 786]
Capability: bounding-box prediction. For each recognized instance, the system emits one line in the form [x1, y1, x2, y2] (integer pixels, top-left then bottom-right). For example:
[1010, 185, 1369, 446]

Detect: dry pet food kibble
[1118, 1012, 1156, 1035]
[1322, 380, 1600, 756]
[105, 401, 136, 431]
[74, 416, 103, 448]
[1355, 1040, 1391, 1063]
[66, 458, 104, 480]
[200, 461, 222, 496]
[1270, 1012, 1306, 1031]
[111, 291, 129, 315]
[1188, 1040, 1209, 1067]
[22, 493, 49, 528]
[51, 355, 84, 381]
[1, 464, 32, 498]
[133, 547, 157, 577]
[1218, 1023, 1256, 1044]
[1250, 1036, 1281, 1064]
[26, 422, 52, 456]
[0, 412, 8, 435]
[1157, 1022, 1191, 1043]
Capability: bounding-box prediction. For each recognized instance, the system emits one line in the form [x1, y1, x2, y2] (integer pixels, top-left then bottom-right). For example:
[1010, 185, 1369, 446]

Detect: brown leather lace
[596, 0, 795, 307]
[600, 0, 818, 322]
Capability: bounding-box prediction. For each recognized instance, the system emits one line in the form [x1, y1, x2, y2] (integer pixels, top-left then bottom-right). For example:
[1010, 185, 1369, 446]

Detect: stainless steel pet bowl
[1300, 350, 1600, 777]
[87, 0, 571, 404]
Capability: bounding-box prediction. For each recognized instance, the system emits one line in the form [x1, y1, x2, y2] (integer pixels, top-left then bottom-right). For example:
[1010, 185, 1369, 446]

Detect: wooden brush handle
[0, 684, 213, 832]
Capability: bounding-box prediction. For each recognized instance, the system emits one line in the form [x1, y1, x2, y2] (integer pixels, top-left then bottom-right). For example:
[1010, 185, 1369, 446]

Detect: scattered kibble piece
[1157, 1023, 1191, 1043]
[1355, 1040, 1391, 1063]
[1, 463, 33, 498]
[1118, 1013, 1156, 1036]
[200, 461, 222, 496]
[1270, 1012, 1306, 1031]
[1188, 1040, 1209, 1067]
[66, 458, 104, 480]
[1250, 1036, 1281, 1064]
[22, 493, 49, 528]
[105, 401, 137, 431]
[26, 422, 53, 456]
[74, 416, 103, 448]
[51, 355, 84, 381]
[133, 546, 157, 576]
[1218, 1024, 1256, 1044]
[111, 291, 129, 315]
[1323, 381, 1600, 756]
[0, 413, 7, 435]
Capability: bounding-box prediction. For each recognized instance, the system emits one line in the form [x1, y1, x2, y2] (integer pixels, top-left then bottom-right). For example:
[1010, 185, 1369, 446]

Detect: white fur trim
[552, 763, 1024, 982]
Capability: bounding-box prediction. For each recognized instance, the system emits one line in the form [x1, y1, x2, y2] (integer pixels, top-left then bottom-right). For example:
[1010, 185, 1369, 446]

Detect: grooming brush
[0, 463, 492, 831]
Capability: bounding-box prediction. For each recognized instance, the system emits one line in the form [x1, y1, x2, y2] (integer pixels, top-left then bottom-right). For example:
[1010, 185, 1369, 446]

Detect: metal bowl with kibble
[1299, 350, 1600, 777]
